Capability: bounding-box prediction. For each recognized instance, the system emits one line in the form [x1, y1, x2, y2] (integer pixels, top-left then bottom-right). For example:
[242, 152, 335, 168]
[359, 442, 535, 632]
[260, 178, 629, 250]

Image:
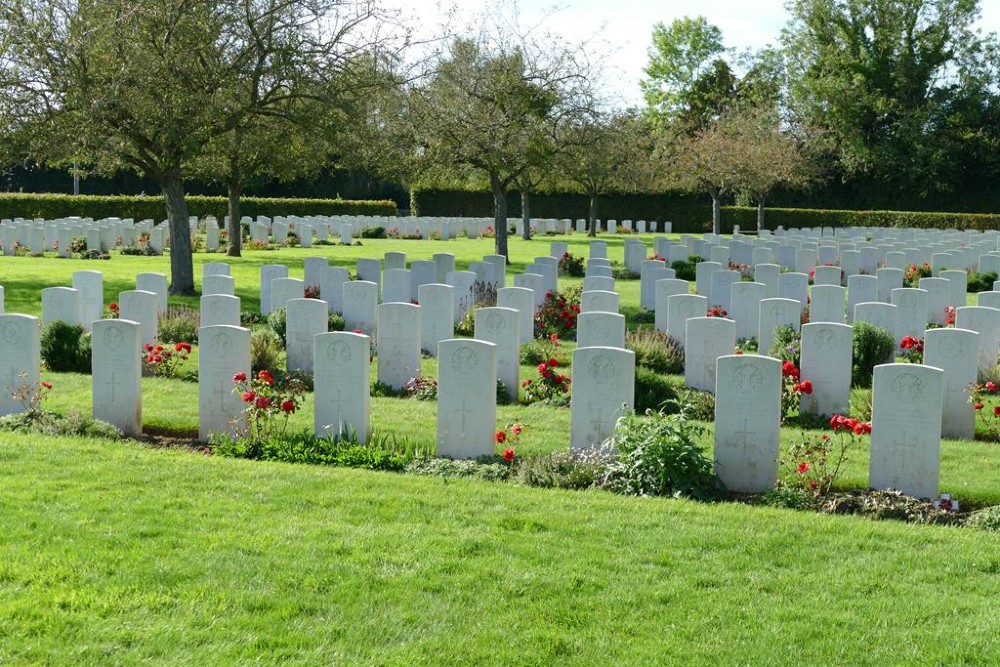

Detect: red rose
[987, 382, 998, 393]
[495, 429, 507, 444]
[41, 381, 53, 390]
[993, 405, 1000, 417]
[254, 396, 271, 409]
[548, 358, 558, 368]
[511, 424, 522, 436]
[797, 461, 810, 474]
[258, 370, 274, 385]
[241, 390, 256, 403]
[974, 402, 985, 411]
[502, 448, 515, 462]
[144, 343, 153, 352]
[537, 363, 547, 373]
[233, 371, 247, 383]
[799, 380, 813, 395]
[281, 400, 295, 414]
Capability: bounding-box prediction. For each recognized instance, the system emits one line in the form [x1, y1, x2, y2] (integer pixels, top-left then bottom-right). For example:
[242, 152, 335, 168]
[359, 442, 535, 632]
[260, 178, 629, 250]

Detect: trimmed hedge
[410, 188, 1000, 233]
[0, 193, 397, 222]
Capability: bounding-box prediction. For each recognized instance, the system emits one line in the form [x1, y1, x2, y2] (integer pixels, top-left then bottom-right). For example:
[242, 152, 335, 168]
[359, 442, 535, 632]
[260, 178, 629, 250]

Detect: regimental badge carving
[212, 331, 232, 352]
[732, 363, 763, 393]
[102, 324, 124, 347]
[452, 345, 479, 373]
[2, 321, 20, 346]
[588, 353, 616, 384]
[327, 340, 352, 364]
[891, 372, 925, 401]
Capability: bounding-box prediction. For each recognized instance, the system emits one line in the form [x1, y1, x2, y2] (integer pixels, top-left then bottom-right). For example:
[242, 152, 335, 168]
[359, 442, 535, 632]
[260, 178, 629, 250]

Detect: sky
[385, 0, 1000, 107]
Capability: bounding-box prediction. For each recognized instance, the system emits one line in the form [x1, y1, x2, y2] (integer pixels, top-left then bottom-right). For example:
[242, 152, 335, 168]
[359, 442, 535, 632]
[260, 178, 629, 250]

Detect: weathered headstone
[666, 294, 707, 349]
[475, 307, 520, 401]
[41, 287, 80, 327]
[200, 294, 241, 328]
[869, 363, 944, 499]
[954, 306, 1000, 376]
[419, 283, 455, 355]
[376, 303, 421, 390]
[576, 311, 626, 349]
[342, 280, 379, 337]
[72, 270, 103, 331]
[654, 279, 690, 333]
[853, 302, 898, 345]
[846, 275, 878, 324]
[118, 290, 158, 346]
[135, 273, 168, 314]
[259, 264, 289, 315]
[810, 285, 846, 324]
[714, 355, 781, 492]
[286, 298, 328, 374]
[321, 267, 349, 314]
[730, 281, 766, 341]
[892, 288, 929, 344]
[581, 290, 620, 315]
[758, 298, 801, 356]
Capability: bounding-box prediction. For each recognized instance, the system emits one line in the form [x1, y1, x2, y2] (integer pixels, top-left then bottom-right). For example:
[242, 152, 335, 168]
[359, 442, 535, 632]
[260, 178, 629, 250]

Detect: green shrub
[0, 410, 121, 439]
[0, 193, 396, 221]
[360, 226, 387, 239]
[625, 329, 684, 375]
[604, 407, 718, 499]
[755, 486, 819, 510]
[211, 429, 414, 471]
[633, 366, 679, 413]
[769, 325, 801, 366]
[158, 306, 200, 344]
[852, 321, 895, 388]
[670, 258, 703, 281]
[267, 307, 288, 345]
[250, 328, 284, 374]
[677, 387, 715, 421]
[328, 312, 345, 331]
[966, 506, 1000, 532]
[516, 447, 616, 490]
[968, 271, 998, 293]
[405, 457, 513, 482]
[519, 340, 571, 367]
[558, 252, 585, 277]
[40, 321, 92, 373]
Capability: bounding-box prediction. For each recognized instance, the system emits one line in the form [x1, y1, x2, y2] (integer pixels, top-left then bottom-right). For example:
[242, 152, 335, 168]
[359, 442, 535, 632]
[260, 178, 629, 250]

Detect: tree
[641, 16, 727, 122]
[556, 112, 652, 236]
[782, 0, 1000, 202]
[0, 0, 384, 293]
[724, 107, 817, 230]
[409, 23, 594, 259]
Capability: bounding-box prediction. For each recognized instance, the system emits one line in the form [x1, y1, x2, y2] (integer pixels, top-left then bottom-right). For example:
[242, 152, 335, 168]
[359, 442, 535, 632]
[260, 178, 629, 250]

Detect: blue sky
[388, 0, 1000, 107]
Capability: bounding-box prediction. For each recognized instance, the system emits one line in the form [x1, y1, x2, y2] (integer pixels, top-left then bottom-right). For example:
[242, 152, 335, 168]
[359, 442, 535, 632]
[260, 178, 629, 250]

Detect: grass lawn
[1, 433, 999, 664]
[2, 230, 999, 662]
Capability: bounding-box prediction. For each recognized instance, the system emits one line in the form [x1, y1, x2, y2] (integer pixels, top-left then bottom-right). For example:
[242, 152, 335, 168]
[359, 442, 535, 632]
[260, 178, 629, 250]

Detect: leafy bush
[604, 407, 719, 499]
[211, 429, 413, 471]
[966, 506, 1000, 532]
[534, 286, 581, 340]
[755, 486, 819, 510]
[40, 321, 91, 373]
[405, 457, 513, 482]
[516, 447, 617, 490]
[625, 329, 684, 375]
[250, 328, 284, 374]
[328, 312, 345, 331]
[852, 321, 895, 388]
[519, 339, 571, 367]
[677, 388, 715, 421]
[558, 252, 584, 277]
[633, 366, 679, 413]
[360, 226, 386, 239]
[0, 410, 121, 439]
[768, 325, 801, 367]
[267, 307, 288, 345]
[670, 260, 697, 281]
[968, 271, 998, 293]
[158, 306, 200, 344]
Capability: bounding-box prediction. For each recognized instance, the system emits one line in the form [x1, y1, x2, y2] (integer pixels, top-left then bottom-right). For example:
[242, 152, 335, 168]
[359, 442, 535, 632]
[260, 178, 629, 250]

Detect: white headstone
[810, 285, 846, 324]
[321, 267, 349, 314]
[436, 339, 497, 459]
[685, 317, 736, 393]
[654, 279, 690, 333]
[576, 311, 626, 349]
[91, 319, 142, 437]
[197, 325, 251, 441]
[259, 264, 289, 315]
[303, 257, 329, 293]
[376, 303, 421, 390]
[799, 322, 853, 416]
[447, 270, 478, 323]
[135, 273, 168, 315]
[314, 332, 371, 442]
[714, 355, 781, 492]
[570, 346, 635, 450]
[41, 287, 80, 327]
[286, 298, 328, 374]
[475, 307, 520, 401]
[72, 270, 103, 331]
[891, 288, 929, 344]
[666, 294, 707, 349]
[730, 281, 766, 341]
[758, 298, 801, 356]
[497, 286, 535, 345]
[846, 275, 878, 324]
[0, 314, 41, 416]
[382, 268, 413, 304]
[581, 290, 620, 315]
[954, 306, 1000, 375]
[869, 363, 944, 499]
[200, 294, 241, 328]
[343, 281, 378, 337]
[118, 290, 158, 346]
[924, 328, 978, 440]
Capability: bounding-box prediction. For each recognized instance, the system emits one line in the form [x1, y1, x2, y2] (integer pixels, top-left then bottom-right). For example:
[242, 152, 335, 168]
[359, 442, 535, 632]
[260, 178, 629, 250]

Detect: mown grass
[1, 433, 999, 664]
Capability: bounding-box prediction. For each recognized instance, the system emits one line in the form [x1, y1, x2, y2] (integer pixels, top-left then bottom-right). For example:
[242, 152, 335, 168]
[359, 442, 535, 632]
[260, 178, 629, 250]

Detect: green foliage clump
[967, 271, 997, 293]
[158, 306, 200, 344]
[519, 340, 571, 367]
[328, 312, 345, 332]
[211, 430, 413, 471]
[0, 410, 121, 439]
[677, 388, 715, 421]
[670, 257, 703, 281]
[852, 321, 895, 388]
[633, 366, 679, 413]
[516, 447, 616, 490]
[360, 226, 387, 239]
[626, 329, 684, 375]
[250, 328, 284, 374]
[768, 325, 801, 367]
[558, 252, 585, 277]
[40, 321, 91, 373]
[604, 406, 719, 499]
[755, 486, 819, 510]
[966, 506, 1000, 532]
[405, 457, 513, 482]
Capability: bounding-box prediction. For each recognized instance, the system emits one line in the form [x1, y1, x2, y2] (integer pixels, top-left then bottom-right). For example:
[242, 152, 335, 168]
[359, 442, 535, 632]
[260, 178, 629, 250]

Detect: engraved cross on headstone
[456, 398, 476, 438]
[587, 401, 609, 443]
[734, 418, 756, 456]
[107, 370, 121, 404]
[889, 430, 918, 470]
[213, 381, 229, 413]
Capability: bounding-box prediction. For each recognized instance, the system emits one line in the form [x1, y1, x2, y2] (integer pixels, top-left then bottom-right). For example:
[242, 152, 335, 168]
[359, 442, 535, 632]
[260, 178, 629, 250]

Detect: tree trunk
[227, 181, 243, 258]
[159, 171, 195, 295]
[711, 192, 721, 235]
[520, 189, 531, 240]
[491, 173, 509, 260]
[588, 193, 598, 237]
[757, 196, 765, 232]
